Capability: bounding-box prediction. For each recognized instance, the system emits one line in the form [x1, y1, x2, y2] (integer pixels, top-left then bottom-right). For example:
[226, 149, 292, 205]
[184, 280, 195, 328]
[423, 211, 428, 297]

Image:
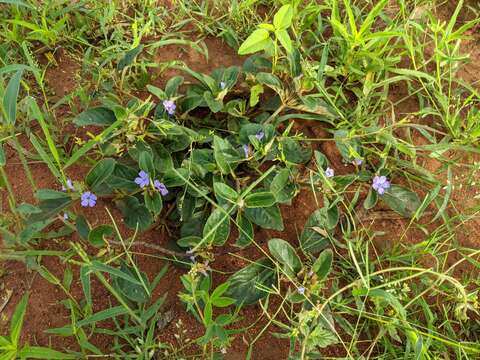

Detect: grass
[0, 0, 479, 359]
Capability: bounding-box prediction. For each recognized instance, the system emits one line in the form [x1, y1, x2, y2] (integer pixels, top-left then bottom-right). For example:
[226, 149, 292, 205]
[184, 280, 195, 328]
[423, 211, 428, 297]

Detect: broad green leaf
[15, 203, 41, 215]
[213, 136, 240, 174]
[88, 225, 114, 248]
[268, 238, 302, 277]
[238, 29, 271, 55]
[85, 158, 116, 190]
[115, 196, 153, 231]
[76, 215, 90, 240]
[203, 208, 231, 246]
[244, 204, 284, 231]
[270, 168, 296, 203]
[204, 91, 223, 112]
[382, 185, 421, 218]
[0, 0, 33, 8]
[244, 191, 276, 208]
[73, 107, 116, 127]
[165, 76, 184, 97]
[213, 182, 238, 203]
[0, 144, 5, 166]
[273, 4, 293, 30]
[275, 29, 293, 53]
[235, 213, 254, 248]
[300, 209, 331, 255]
[280, 138, 311, 164]
[139, 151, 155, 176]
[77, 306, 130, 327]
[312, 249, 333, 281]
[144, 191, 163, 215]
[3, 69, 23, 125]
[225, 258, 276, 305]
[249, 84, 264, 107]
[35, 189, 70, 201]
[10, 293, 29, 345]
[112, 261, 150, 304]
[363, 188, 378, 209]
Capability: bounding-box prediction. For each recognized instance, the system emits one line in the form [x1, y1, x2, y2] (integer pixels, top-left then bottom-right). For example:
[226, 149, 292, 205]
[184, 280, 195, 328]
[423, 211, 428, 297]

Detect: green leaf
[225, 258, 276, 305]
[204, 91, 223, 112]
[85, 158, 116, 190]
[116, 196, 153, 231]
[273, 4, 293, 30]
[3, 69, 23, 125]
[203, 208, 231, 246]
[363, 188, 378, 209]
[213, 135, 240, 174]
[238, 29, 271, 55]
[268, 238, 302, 277]
[382, 185, 421, 218]
[117, 44, 144, 72]
[213, 182, 238, 203]
[112, 261, 150, 304]
[15, 203, 41, 215]
[235, 213, 254, 248]
[165, 76, 184, 98]
[18, 346, 75, 359]
[73, 107, 116, 127]
[300, 209, 331, 255]
[312, 249, 333, 281]
[244, 205, 284, 231]
[280, 138, 311, 164]
[10, 293, 28, 345]
[0, 0, 33, 8]
[77, 306, 130, 327]
[244, 191, 276, 208]
[139, 151, 155, 176]
[275, 29, 293, 53]
[249, 84, 264, 107]
[88, 225, 114, 248]
[76, 216, 90, 240]
[35, 189, 70, 201]
[270, 168, 296, 203]
[144, 191, 163, 215]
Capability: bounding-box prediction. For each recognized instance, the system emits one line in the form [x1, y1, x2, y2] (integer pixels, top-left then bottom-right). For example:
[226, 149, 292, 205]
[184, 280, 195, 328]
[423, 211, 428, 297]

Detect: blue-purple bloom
[354, 159, 363, 166]
[62, 179, 74, 191]
[297, 286, 306, 295]
[372, 175, 391, 195]
[242, 144, 250, 158]
[154, 180, 169, 196]
[219, 81, 226, 90]
[63, 213, 69, 220]
[135, 170, 150, 188]
[255, 131, 265, 141]
[325, 167, 334, 178]
[163, 100, 176, 115]
[81, 191, 97, 207]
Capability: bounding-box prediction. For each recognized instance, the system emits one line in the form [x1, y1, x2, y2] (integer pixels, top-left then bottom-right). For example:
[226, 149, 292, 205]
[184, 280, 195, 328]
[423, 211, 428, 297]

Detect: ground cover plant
[0, 0, 480, 359]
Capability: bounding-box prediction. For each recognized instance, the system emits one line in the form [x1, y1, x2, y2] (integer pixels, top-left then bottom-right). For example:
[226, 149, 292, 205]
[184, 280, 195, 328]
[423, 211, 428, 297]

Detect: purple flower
[297, 286, 306, 295]
[162, 100, 176, 115]
[354, 159, 363, 166]
[242, 144, 250, 158]
[325, 167, 334, 178]
[219, 81, 226, 90]
[62, 179, 74, 191]
[372, 175, 391, 195]
[154, 180, 168, 196]
[81, 191, 97, 207]
[63, 213, 69, 220]
[135, 170, 150, 188]
[255, 131, 265, 141]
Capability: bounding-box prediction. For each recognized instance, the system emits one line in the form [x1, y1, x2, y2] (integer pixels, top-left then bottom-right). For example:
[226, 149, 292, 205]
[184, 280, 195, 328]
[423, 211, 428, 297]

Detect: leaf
[235, 213, 254, 248]
[244, 204, 284, 231]
[203, 208, 231, 246]
[139, 151, 155, 176]
[35, 189, 71, 201]
[312, 249, 333, 281]
[15, 203, 42, 215]
[214, 182, 238, 203]
[249, 84, 264, 107]
[73, 107, 116, 127]
[273, 4, 293, 30]
[225, 258, 276, 305]
[268, 238, 302, 277]
[204, 91, 223, 112]
[270, 168, 296, 203]
[115, 196, 153, 231]
[144, 191, 163, 215]
[85, 158, 116, 190]
[0, 0, 33, 8]
[275, 29, 293, 53]
[76, 215, 90, 240]
[363, 188, 378, 209]
[77, 306, 130, 327]
[238, 29, 271, 55]
[3, 69, 23, 125]
[117, 44, 144, 72]
[112, 261, 150, 304]
[382, 185, 421, 218]
[280, 138, 311, 164]
[300, 209, 331, 255]
[18, 346, 75, 359]
[165, 76, 184, 98]
[10, 293, 28, 345]
[88, 225, 114, 248]
[213, 135, 240, 174]
[244, 191, 276, 208]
